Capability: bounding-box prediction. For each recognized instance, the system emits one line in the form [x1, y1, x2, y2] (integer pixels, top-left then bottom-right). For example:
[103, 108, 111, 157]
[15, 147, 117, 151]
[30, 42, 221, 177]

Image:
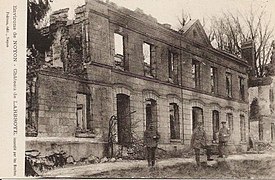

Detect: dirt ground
[87, 158, 275, 179]
[42, 152, 275, 179]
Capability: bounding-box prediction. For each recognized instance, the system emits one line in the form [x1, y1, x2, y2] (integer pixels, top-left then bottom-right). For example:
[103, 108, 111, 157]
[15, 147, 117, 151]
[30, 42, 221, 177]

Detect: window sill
[26, 131, 38, 137]
[170, 139, 181, 143]
[114, 66, 125, 71]
[144, 74, 155, 78]
[75, 131, 96, 138]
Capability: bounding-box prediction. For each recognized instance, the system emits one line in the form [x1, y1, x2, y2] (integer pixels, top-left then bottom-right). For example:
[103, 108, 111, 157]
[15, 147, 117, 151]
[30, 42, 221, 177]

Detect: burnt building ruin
[248, 40, 275, 143]
[26, 0, 250, 159]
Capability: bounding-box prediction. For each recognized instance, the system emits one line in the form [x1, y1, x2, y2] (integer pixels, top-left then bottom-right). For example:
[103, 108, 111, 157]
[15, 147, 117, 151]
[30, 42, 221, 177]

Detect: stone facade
[247, 40, 275, 143]
[248, 76, 275, 143]
[26, 0, 250, 159]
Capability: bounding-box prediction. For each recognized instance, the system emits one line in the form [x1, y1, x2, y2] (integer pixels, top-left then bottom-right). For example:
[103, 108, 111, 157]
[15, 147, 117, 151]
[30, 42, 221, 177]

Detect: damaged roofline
[46, 0, 249, 68]
[86, 0, 248, 67]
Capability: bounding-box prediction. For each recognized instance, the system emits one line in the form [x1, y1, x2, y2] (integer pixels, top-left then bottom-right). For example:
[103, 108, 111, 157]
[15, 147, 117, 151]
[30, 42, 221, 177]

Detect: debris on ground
[90, 157, 275, 179]
[87, 155, 100, 164]
[100, 157, 109, 163]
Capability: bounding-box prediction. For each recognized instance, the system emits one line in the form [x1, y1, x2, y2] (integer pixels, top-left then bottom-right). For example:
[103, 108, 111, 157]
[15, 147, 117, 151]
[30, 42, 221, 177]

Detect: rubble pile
[74, 5, 87, 23]
[50, 8, 69, 24]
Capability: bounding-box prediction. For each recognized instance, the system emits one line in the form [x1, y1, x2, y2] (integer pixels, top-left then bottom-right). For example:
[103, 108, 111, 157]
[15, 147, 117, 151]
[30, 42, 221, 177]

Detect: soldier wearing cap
[144, 123, 160, 167]
[190, 121, 213, 166]
[218, 120, 231, 158]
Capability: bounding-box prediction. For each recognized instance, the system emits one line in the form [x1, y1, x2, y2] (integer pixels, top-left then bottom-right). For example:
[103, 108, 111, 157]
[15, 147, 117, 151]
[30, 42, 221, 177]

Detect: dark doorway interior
[117, 94, 131, 146]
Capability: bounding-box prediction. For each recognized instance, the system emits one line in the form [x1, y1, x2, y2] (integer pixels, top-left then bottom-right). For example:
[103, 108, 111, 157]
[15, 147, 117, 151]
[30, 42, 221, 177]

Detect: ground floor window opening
[117, 94, 131, 146]
[170, 103, 180, 139]
[192, 107, 203, 131]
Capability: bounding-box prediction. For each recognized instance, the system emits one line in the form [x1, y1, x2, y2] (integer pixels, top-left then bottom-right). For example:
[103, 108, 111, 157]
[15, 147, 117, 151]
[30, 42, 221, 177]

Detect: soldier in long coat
[190, 121, 212, 166]
[144, 123, 160, 167]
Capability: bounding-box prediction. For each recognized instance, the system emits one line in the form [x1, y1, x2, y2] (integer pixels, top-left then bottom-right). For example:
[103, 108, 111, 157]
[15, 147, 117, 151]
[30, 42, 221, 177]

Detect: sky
[49, 0, 275, 37]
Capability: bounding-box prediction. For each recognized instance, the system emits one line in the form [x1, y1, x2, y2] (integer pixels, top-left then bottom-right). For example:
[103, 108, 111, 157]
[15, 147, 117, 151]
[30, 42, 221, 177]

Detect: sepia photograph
[23, 0, 275, 178]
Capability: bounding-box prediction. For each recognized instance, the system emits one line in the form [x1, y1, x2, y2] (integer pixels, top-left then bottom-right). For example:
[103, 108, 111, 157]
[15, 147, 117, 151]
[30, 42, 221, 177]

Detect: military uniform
[218, 125, 231, 157]
[144, 127, 160, 167]
[191, 125, 212, 166]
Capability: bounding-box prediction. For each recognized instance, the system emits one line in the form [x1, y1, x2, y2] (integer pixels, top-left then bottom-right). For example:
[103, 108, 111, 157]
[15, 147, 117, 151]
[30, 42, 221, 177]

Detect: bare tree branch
[208, 6, 274, 77]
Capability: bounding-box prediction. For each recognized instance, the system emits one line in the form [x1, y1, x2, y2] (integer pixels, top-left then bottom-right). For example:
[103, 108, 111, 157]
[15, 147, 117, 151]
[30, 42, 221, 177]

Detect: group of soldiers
[144, 120, 231, 167]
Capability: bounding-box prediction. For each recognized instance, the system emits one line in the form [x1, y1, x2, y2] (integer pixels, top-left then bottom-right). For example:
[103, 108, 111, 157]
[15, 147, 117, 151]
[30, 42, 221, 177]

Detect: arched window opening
[192, 107, 203, 130]
[170, 103, 180, 139]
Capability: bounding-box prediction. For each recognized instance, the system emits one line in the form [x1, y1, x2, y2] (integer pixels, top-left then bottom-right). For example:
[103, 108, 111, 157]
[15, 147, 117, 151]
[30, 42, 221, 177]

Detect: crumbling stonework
[248, 76, 275, 142]
[247, 40, 275, 143]
[26, 0, 250, 159]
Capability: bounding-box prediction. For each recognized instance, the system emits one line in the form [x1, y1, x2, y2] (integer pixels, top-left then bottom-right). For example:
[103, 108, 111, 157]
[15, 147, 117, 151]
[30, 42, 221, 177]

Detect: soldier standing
[190, 121, 212, 167]
[218, 120, 231, 158]
[144, 123, 160, 167]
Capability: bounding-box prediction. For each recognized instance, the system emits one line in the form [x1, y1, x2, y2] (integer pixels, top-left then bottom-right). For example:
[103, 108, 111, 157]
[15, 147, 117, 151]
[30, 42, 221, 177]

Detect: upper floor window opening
[168, 51, 179, 84]
[114, 33, 125, 70]
[226, 72, 232, 98]
[210, 67, 218, 94]
[239, 76, 245, 101]
[143, 42, 155, 77]
[168, 51, 174, 79]
[192, 60, 200, 89]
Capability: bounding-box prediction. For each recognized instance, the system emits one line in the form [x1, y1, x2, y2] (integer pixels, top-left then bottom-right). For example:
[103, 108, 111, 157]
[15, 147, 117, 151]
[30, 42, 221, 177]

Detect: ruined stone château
[26, 0, 250, 159]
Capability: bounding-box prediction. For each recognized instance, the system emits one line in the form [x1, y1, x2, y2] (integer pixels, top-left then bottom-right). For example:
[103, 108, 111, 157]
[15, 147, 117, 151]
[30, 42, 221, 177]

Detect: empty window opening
[170, 103, 180, 139]
[192, 60, 200, 89]
[226, 113, 233, 132]
[143, 43, 155, 77]
[210, 67, 218, 94]
[168, 52, 175, 79]
[212, 110, 220, 141]
[145, 99, 157, 130]
[192, 107, 203, 131]
[76, 93, 91, 131]
[226, 72, 232, 98]
[240, 115, 246, 142]
[239, 77, 245, 101]
[116, 94, 131, 146]
[114, 33, 125, 70]
[168, 51, 179, 83]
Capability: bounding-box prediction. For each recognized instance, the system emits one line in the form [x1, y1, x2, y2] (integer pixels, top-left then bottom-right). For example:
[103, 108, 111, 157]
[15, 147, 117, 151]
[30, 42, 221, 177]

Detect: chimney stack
[241, 39, 256, 77]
